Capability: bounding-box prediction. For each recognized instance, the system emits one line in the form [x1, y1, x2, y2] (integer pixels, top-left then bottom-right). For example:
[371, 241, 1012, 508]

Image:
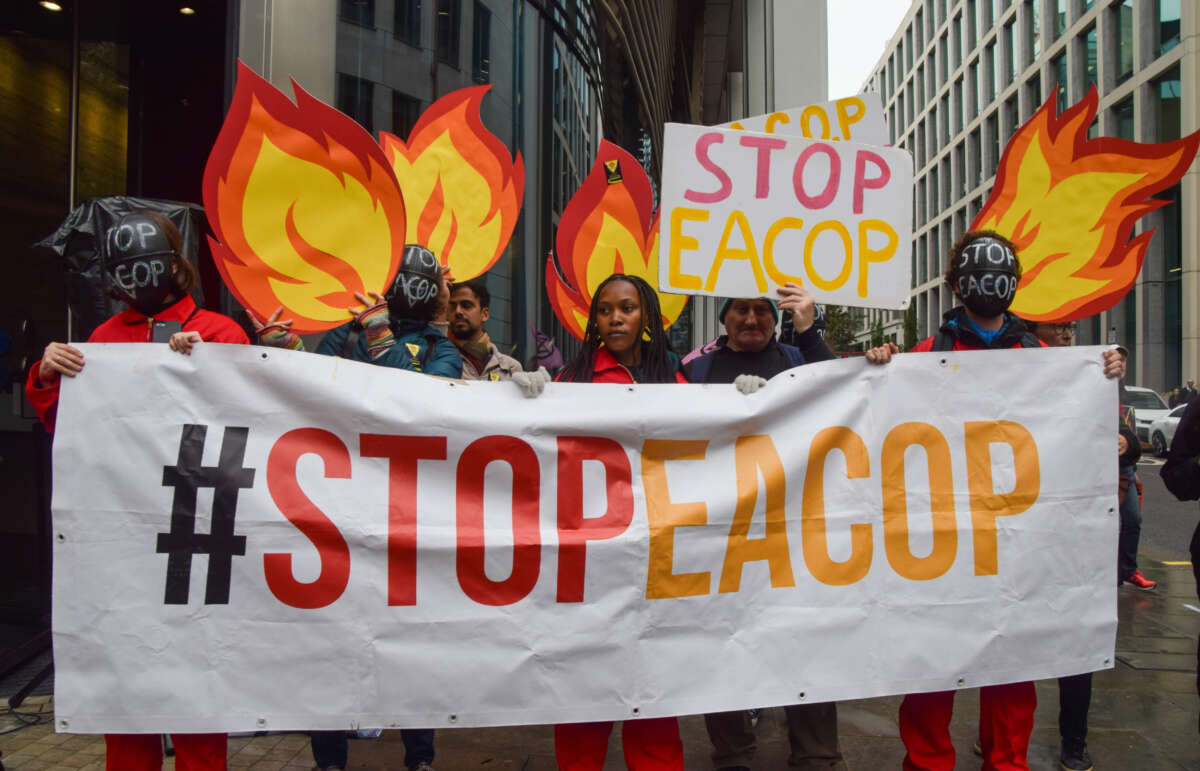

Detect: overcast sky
[827, 0, 913, 99]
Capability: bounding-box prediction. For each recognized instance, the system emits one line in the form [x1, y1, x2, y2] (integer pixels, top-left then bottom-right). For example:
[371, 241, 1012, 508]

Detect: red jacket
[558, 346, 689, 384]
[25, 295, 249, 432]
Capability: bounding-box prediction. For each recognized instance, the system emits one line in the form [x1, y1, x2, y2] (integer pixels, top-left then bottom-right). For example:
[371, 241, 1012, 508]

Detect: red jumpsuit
[899, 317, 1043, 771]
[553, 345, 685, 771]
[26, 294, 248, 771]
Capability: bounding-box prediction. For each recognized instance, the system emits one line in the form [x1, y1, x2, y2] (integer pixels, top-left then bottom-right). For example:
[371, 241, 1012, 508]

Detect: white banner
[716, 93, 889, 146]
[53, 344, 1116, 733]
[658, 122, 913, 306]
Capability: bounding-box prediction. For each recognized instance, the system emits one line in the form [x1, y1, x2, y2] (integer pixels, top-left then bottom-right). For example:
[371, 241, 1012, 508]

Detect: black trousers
[1057, 672, 1092, 748]
[1191, 521, 1200, 731]
[310, 729, 435, 769]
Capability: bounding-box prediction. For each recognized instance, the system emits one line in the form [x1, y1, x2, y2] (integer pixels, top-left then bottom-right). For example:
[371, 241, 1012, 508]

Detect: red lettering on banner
[555, 436, 634, 602]
[456, 436, 542, 605]
[792, 143, 840, 209]
[738, 134, 788, 199]
[684, 132, 733, 204]
[360, 434, 447, 606]
[263, 428, 352, 609]
[852, 150, 891, 214]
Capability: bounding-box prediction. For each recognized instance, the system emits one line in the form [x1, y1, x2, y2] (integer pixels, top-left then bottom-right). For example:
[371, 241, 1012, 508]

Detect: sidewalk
[2, 560, 1197, 770]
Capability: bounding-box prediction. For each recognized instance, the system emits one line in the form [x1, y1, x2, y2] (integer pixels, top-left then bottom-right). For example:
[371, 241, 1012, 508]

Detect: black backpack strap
[420, 333, 440, 369]
[1018, 332, 1041, 348]
[931, 329, 956, 352]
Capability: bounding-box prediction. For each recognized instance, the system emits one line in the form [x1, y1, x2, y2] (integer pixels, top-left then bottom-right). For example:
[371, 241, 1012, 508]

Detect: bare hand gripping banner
[52, 345, 1115, 733]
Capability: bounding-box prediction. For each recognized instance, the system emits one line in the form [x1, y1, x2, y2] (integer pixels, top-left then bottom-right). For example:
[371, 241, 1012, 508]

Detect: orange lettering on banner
[264, 428, 353, 609]
[704, 210, 768, 293]
[881, 422, 958, 581]
[456, 435, 542, 606]
[801, 427, 873, 586]
[718, 435, 795, 592]
[964, 421, 1040, 575]
[360, 434, 447, 606]
[668, 207, 707, 290]
[642, 439, 711, 599]
[556, 436, 634, 602]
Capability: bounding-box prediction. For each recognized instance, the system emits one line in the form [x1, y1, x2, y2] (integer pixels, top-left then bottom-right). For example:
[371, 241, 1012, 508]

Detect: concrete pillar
[1181, 4, 1200, 384]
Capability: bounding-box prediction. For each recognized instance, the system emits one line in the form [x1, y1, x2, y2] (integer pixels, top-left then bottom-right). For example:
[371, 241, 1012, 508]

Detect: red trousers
[554, 718, 684, 770]
[105, 733, 227, 771]
[899, 682, 1036, 771]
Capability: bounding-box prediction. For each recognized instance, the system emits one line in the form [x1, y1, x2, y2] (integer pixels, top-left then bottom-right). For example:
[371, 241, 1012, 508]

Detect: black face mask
[954, 237, 1018, 318]
[104, 213, 179, 317]
[386, 244, 442, 321]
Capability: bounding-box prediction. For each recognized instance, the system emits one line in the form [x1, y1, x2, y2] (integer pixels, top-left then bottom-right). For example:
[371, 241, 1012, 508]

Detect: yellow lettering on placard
[762, 217, 806, 286]
[800, 105, 832, 139]
[643, 439, 711, 599]
[964, 421, 1040, 576]
[667, 207, 708, 291]
[881, 422, 958, 581]
[704, 210, 768, 293]
[802, 427, 873, 586]
[835, 97, 868, 140]
[719, 435, 795, 593]
[803, 221, 853, 291]
[765, 112, 791, 134]
[857, 219, 899, 297]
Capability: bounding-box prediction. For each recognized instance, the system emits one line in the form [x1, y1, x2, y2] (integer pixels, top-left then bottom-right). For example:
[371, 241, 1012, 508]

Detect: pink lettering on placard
[853, 150, 891, 214]
[738, 135, 788, 199]
[793, 143, 841, 210]
[684, 132, 733, 204]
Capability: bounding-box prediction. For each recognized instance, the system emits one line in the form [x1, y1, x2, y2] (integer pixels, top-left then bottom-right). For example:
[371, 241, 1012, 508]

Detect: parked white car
[1149, 404, 1188, 456]
[1124, 386, 1171, 449]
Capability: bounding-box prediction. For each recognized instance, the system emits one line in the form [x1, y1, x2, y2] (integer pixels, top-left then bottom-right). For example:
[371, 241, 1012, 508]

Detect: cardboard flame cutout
[381, 86, 525, 281]
[547, 141, 688, 340]
[203, 63, 407, 333]
[973, 88, 1199, 323]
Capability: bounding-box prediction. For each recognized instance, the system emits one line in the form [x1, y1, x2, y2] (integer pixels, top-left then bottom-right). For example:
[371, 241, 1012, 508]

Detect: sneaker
[1123, 570, 1157, 590]
[972, 740, 982, 757]
[410, 764, 435, 771]
[1060, 742, 1093, 771]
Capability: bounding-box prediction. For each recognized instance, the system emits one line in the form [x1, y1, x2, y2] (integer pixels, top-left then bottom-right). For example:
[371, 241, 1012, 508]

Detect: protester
[25, 211, 248, 771]
[683, 283, 844, 771]
[1160, 394, 1200, 732]
[447, 279, 523, 381]
[865, 230, 1125, 771]
[552, 273, 685, 769]
[1170, 387, 1183, 408]
[251, 244, 461, 771]
[1025, 318, 1139, 770]
[1182, 379, 1198, 405]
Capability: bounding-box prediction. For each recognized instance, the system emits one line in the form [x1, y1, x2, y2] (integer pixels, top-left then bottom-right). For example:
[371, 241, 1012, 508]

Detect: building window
[954, 79, 963, 133]
[1027, 0, 1041, 60]
[392, 91, 421, 138]
[1005, 21, 1017, 84]
[966, 62, 978, 122]
[1157, 0, 1181, 56]
[1114, 1, 1132, 83]
[941, 94, 951, 145]
[967, 0, 978, 41]
[986, 111, 999, 176]
[1052, 0, 1066, 39]
[984, 44, 996, 103]
[955, 143, 966, 196]
[1114, 97, 1134, 140]
[915, 11, 924, 51]
[472, 1, 491, 83]
[952, 15, 962, 71]
[1026, 71, 1041, 111]
[394, 0, 421, 47]
[1052, 53, 1067, 112]
[340, 0, 376, 27]
[969, 129, 982, 186]
[1156, 67, 1181, 142]
[337, 73, 374, 133]
[938, 34, 948, 81]
[1004, 95, 1019, 141]
[436, 0, 461, 67]
[1083, 26, 1097, 93]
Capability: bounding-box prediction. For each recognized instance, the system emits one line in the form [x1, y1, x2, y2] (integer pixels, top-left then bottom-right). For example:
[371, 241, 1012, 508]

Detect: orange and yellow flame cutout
[547, 140, 688, 341]
[973, 87, 1199, 323]
[203, 63, 524, 334]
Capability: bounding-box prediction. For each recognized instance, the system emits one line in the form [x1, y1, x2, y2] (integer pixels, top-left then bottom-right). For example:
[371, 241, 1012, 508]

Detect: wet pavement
[1, 558, 1197, 770]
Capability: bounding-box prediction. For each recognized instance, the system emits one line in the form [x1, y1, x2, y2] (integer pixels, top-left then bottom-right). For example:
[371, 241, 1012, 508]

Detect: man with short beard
[447, 278, 523, 381]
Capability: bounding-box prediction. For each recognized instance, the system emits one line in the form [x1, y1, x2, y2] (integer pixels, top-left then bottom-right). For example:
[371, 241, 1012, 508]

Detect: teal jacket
[315, 319, 463, 378]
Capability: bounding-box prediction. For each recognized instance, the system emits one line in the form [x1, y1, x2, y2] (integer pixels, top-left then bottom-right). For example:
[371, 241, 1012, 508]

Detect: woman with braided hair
[556, 273, 686, 386]
[552, 273, 684, 769]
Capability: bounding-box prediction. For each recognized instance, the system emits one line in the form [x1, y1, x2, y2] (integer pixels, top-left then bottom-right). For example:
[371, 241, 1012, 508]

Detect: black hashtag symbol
[156, 425, 255, 604]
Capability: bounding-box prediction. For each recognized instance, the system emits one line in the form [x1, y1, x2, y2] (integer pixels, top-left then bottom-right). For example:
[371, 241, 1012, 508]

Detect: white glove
[512, 366, 551, 398]
[734, 374, 768, 395]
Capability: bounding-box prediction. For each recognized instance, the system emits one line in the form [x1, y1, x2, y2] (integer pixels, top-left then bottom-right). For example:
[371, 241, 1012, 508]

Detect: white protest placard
[50, 343, 1115, 733]
[717, 93, 889, 147]
[658, 123, 913, 307]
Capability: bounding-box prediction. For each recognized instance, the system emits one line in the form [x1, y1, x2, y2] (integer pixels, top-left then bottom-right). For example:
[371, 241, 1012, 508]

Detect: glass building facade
[863, 0, 1196, 392]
